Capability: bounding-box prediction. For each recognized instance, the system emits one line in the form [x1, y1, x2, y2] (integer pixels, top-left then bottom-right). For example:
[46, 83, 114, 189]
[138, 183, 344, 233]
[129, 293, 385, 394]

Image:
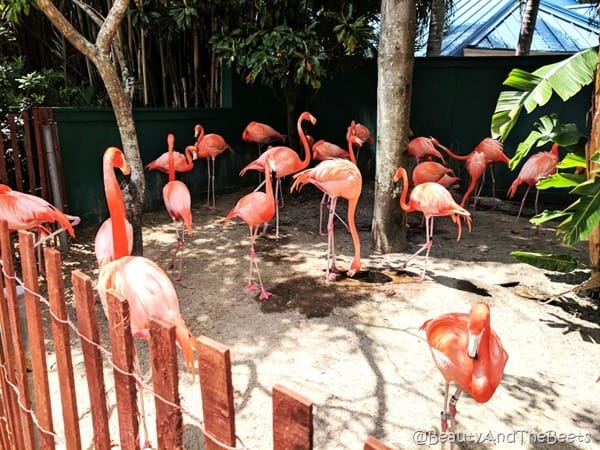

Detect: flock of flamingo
[1, 109, 567, 442]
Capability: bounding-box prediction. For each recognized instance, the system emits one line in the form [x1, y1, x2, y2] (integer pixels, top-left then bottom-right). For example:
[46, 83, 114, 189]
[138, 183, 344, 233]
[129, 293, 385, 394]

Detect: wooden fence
[0, 220, 391, 449]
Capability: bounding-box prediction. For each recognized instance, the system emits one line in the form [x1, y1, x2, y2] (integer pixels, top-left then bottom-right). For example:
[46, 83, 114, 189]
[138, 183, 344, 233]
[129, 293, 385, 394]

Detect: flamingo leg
[319, 193, 327, 236]
[511, 185, 531, 232]
[399, 217, 433, 280]
[247, 226, 271, 300]
[169, 221, 185, 281]
[490, 166, 497, 198]
[211, 158, 217, 209]
[449, 387, 462, 435]
[326, 197, 343, 280]
[441, 382, 450, 432]
[246, 226, 260, 291]
[274, 177, 283, 239]
[205, 159, 212, 208]
[133, 350, 151, 449]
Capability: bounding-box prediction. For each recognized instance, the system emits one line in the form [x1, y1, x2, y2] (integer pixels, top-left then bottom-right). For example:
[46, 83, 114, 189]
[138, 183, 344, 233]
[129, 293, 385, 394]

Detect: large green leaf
[510, 251, 580, 273]
[491, 47, 598, 142]
[556, 152, 586, 170]
[536, 172, 587, 190]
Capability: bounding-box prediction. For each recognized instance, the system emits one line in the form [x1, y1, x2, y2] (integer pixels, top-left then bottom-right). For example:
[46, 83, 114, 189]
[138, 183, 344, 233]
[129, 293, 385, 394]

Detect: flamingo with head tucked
[421, 302, 508, 435]
[239, 111, 316, 238]
[145, 144, 197, 173]
[291, 158, 362, 280]
[392, 167, 471, 281]
[507, 143, 560, 232]
[242, 121, 286, 156]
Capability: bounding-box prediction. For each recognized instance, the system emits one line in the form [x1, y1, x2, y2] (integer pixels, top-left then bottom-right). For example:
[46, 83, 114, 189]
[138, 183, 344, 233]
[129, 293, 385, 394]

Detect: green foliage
[491, 47, 598, 143]
[491, 47, 600, 272]
[510, 251, 581, 273]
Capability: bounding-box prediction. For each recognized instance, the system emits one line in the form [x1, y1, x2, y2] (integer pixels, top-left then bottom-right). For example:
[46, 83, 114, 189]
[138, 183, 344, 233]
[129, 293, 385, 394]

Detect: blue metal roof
[416, 0, 599, 56]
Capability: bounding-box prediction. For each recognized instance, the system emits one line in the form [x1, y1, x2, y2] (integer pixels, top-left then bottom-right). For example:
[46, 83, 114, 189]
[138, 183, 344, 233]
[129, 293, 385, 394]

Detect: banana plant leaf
[536, 172, 587, 190]
[510, 251, 580, 273]
[556, 152, 586, 170]
[491, 47, 598, 142]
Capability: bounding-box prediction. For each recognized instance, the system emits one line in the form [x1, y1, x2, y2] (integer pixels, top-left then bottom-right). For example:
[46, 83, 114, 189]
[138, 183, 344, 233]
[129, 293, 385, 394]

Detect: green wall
[55, 55, 592, 225]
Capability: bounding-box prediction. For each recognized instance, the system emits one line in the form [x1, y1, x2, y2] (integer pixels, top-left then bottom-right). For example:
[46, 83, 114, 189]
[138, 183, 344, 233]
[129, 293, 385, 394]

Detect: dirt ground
[57, 182, 599, 450]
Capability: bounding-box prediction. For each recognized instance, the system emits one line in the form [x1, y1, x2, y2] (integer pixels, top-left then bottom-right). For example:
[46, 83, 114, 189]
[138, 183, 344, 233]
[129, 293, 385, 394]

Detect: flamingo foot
[203, 203, 216, 210]
[174, 274, 182, 282]
[258, 289, 272, 300]
[440, 411, 448, 432]
[246, 281, 260, 292]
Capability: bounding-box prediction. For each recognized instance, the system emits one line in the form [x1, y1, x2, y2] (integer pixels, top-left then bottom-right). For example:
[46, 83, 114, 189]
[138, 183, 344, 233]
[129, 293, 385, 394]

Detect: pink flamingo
[311, 140, 351, 162]
[507, 143, 560, 231]
[392, 167, 471, 281]
[145, 144, 197, 173]
[291, 158, 362, 280]
[407, 136, 449, 164]
[348, 120, 374, 161]
[163, 133, 193, 281]
[194, 124, 233, 209]
[94, 147, 134, 268]
[242, 121, 286, 155]
[239, 111, 316, 238]
[421, 302, 508, 435]
[225, 156, 276, 300]
[459, 151, 488, 207]
[96, 146, 199, 447]
[412, 161, 459, 188]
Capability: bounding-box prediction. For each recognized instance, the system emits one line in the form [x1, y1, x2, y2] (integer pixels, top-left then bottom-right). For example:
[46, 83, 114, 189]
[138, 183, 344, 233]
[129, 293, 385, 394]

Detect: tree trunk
[373, 0, 416, 253]
[516, 0, 540, 56]
[35, 0, 146, 255]
[426, 0, 446, 56]
[586, 56, 600, 277]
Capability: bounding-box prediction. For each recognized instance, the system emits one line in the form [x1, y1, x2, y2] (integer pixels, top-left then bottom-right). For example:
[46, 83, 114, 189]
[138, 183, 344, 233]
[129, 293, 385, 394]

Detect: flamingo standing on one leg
[242, 121, 286, 156]
[96, 146, 200, 448]
[145, 144, 197, 173]
[94, 148, 134, 268]
[291, 158, 362, 280]
[421, 302, 508, 436]
[239, 111, 316, 238]
[459, 151, 488, 208]
[392, 167, 471, 281]
[194, 124, 233, 209]
[163, 133, 193, 281]
[507, 143, 560, 232]
[316, 132, 363, 236]
[225, 157, 276, 300]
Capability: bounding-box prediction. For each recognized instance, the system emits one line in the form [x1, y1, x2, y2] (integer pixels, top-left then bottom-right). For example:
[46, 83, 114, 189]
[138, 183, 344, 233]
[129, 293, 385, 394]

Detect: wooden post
[197, 336, 236, 450]
[272, 384, 313, 450]
[149, 317, 182, 449]
[18, 231, 55, 449]
[71, 271, 111, 450]
[364, 435, 393, 450]
[44, 248, 81, 450]
[0, 221, 35, 450]
[106, 289, 139, 450]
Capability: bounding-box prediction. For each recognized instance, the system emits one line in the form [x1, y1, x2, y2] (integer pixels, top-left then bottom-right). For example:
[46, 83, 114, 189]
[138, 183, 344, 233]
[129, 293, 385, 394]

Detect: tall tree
[516, 0, 540, 56]
[34, 0, 146, 254]
[373, 0, 416, 253]
[426, 0, 446, 56]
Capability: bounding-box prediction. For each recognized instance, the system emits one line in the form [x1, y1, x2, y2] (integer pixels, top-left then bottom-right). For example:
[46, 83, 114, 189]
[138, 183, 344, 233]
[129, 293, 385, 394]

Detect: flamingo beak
[467, 329, 483, 358]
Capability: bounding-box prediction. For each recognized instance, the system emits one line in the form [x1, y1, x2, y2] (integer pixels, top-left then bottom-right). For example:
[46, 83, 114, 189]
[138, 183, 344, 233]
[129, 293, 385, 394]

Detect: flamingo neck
[550, 143, 559, 158]
[398, 168, 411, 213]
[185, 146, 195, 164]
[103, 155, 128, 259]
[168, 136, 175, 182]
[297, 115, 312, 169]
[347, 135, 357, 165]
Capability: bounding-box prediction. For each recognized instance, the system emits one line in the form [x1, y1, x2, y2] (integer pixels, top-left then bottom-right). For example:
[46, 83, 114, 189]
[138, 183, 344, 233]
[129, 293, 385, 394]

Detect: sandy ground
[51, 182, 599, 450]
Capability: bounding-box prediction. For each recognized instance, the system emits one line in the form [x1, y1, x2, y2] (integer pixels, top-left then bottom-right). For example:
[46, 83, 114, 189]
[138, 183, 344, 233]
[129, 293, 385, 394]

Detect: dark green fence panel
[55, 55, 592, 226]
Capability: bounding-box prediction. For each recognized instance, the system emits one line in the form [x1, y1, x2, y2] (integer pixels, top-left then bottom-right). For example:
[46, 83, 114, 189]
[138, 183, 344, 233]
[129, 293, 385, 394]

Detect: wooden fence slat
[106, 289, 139, 450]
[0, 235, 22, 450]
[18, 231, 55, 449]
[363, 436, 393, 450]
[21, 111, 37, 194]
[7, 114, 23, 191]
[197, 335, 236, 450]
[71, 270, 111, 450]
[149, 317, 182, 449]
[31, 108, 49, 200]
[44, 248, 81, 450]
[272, 384, 313, 450]
[0, 221, 35, 450]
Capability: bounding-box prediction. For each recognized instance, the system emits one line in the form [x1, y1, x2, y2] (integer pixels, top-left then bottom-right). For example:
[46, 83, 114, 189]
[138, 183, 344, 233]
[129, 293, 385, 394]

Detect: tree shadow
[539, 312, 600, 344]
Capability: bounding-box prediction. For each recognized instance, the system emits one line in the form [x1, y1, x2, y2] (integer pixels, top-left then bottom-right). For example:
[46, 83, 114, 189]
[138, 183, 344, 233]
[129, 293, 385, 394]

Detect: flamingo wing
[163, 181, 192, 234]
[94, 217, 134, 268]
